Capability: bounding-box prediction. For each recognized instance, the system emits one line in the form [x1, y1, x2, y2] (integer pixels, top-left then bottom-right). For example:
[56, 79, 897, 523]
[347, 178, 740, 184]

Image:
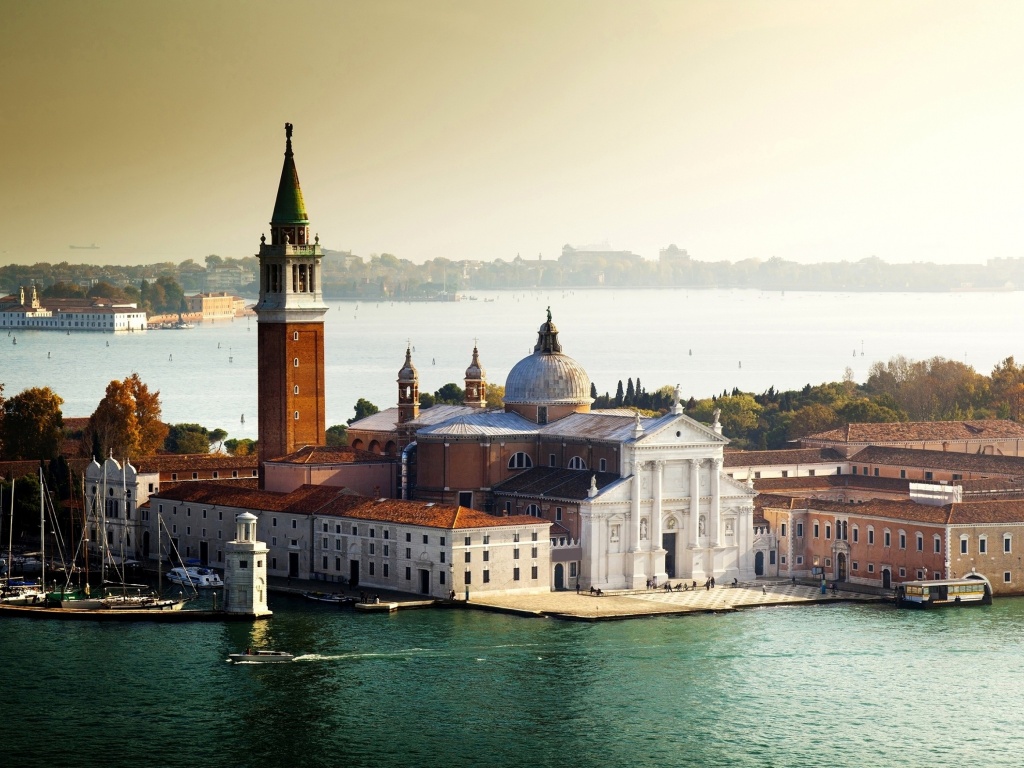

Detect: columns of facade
[710, 457, 722, 547]
[651, 460, 664, 550]
[688, 458, 700, 547]
[631, 458, 642, 551]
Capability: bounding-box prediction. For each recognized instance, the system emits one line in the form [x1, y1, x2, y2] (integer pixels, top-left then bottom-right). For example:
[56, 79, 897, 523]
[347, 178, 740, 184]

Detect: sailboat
[48, 459, 192, 611]
[0, 477, 47, 605]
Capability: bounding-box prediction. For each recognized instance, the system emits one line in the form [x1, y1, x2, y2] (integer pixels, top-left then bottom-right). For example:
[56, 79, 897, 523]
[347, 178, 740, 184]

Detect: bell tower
[255, 123, 327, 479]
[464, 344, 487, 408]
[397, 345, 419, 424]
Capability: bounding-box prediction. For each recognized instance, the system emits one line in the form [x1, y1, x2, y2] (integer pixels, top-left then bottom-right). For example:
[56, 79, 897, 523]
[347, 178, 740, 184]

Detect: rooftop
[803, 420, 1024, 444]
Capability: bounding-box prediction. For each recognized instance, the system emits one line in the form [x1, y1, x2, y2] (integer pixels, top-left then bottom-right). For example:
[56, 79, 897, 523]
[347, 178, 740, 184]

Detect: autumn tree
[87, 374, 168, 458]
[485, 383, 505, 408]
[224, 438, 256, 456]
[0, 386, 64, 460]
[990, 357, 1024, 421]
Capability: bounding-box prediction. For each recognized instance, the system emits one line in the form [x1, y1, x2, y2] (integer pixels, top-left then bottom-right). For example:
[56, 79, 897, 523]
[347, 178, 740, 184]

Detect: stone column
[688, 459, 701, 547]
[651, 460, 664, 550]
[710, 457, 722, 547]
[631, 458, 642, 551]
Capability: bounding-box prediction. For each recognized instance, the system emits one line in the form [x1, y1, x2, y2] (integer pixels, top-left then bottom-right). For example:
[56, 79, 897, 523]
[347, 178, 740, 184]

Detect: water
[4, 597, 1024, 767]
[3, 289, 1024, 439]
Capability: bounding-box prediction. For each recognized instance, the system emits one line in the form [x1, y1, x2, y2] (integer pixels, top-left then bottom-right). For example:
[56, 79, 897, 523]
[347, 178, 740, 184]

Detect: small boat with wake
[167, 566, 224, 589]
[229, 649, 295, 663]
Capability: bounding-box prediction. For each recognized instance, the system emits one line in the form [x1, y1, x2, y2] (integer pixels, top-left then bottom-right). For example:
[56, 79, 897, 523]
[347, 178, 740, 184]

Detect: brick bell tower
[255, 123, 327, 481]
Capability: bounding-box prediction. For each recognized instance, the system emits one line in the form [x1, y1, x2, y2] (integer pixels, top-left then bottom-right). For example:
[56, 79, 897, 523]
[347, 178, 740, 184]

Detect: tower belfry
[255, 123, 328, 479]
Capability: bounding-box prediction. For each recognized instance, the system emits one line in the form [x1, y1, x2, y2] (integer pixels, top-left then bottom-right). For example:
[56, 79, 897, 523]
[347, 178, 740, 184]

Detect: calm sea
[2, 288, 1023, 440]
[4, 597, 1024, 767]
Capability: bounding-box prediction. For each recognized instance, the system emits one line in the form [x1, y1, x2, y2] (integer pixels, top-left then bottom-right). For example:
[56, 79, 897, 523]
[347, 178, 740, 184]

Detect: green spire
[271, 122, 309, 225]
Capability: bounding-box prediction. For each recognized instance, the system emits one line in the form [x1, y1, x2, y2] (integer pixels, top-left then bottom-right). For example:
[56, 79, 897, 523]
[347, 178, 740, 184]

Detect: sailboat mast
[7, 480, 13, 582]
[100, 461, 107, 586]
[39, 467, 46, 592]
[157, 512, 162, 594]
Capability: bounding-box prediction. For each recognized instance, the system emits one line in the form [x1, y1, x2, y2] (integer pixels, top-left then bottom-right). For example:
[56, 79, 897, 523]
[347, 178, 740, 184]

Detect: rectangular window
[272, 517, 278, 527]
[868, 563, 874, 573]
[796, 556, 803, 565]
[292, 520, 297, 529]
[808, 469, 815, 477]
[423, 535, 428, 544]
[852, 561, 858, 570]
[483, 570, 490, 583]
[899, 533, 906, 549]
[439, 551, 444, 563]
[961, 538, 968, 555]
[873, 468, 879, 477]
[384, 530, 390, 539]
[384, 545, 389, 557]
[439, 572, 445, 585]
[532, 566, 538, 579]
[405, 548, 411, 559]
[406, 532, 412, 542]
[370, 528, 375, 538]
[336, 557, 341, 571]
[483, 550, 490, 562]
[556, 507, 563, 522]
[465, 571, 472, 585]
[322, 556, 328, 569]
[549, 453, 556, 467]
[369, 562, 375, 575]
[780, 523, 787, 537]
[781, 470, 788, 478]
[754, 471, 761, 479]
[884, 531, 891, 547]
[899, 568, 906, 577]
[853, 528, 859, 543]
[532, 531, 538, 542]
[980, 538, 988, 554]
[916, 536, 923, 552]
[825, 524, 831, 539]
[483, 534, 490, 545]
[383, 564, 389, 578]
[925, 471, 933, 481]
[935, 537, 941, 553]
[405, 567, 411, 580]
[513, 548, 520, 559]
[769, 551, 776, 565]
[1005, 571, 1012, 583]
[353, 526, 358, 536]
[465, 551, 472, 563]
[440, 537, 445, 546]
[322, 537, 328, 548]
[1005, 536, 1012, 554]
[369, 543, 375, 555]
[513, 567, 520, 581]
[531, 546, 538, 558]
[868, 529, 874, 545]
[780, 555, 786, 564]
[813, 523, 819, 538]
[900, 469, 906, 479]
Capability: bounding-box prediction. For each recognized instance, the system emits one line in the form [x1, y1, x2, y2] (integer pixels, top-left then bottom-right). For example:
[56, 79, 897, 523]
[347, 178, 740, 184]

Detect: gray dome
[397, 346, 417, 383]
[504, 352, 592, 405]
[503, 311, 591, 405]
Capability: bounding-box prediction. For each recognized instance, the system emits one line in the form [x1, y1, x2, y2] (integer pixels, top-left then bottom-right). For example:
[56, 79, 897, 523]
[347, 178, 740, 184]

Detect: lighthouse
[224, 511, 272, 617]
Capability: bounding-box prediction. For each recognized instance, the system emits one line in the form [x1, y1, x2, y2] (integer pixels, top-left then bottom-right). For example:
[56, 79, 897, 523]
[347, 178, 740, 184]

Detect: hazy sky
[4, 0, 1024, 266]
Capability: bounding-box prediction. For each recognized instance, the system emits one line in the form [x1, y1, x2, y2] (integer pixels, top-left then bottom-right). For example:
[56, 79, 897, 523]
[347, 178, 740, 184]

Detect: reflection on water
[5, 597, 1024, 767]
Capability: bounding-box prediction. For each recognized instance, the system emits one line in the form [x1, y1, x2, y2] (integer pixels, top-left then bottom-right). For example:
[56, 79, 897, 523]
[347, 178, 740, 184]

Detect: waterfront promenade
[267, 575, 885, 621]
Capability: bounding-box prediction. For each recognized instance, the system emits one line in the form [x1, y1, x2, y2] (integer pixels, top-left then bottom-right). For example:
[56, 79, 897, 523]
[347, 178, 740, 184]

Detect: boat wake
[293, 648, 444, 662]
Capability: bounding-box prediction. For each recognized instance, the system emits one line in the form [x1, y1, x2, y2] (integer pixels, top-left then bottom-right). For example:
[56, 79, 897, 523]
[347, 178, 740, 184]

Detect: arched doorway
[836, 553, 847, 581]
[755, 551, 765, 576]
[882, 568, 891, 589]
[554, 563, 565, 590]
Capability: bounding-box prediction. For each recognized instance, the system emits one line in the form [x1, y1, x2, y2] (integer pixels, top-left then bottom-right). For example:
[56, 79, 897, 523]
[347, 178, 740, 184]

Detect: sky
[3, 0, 1024, 267]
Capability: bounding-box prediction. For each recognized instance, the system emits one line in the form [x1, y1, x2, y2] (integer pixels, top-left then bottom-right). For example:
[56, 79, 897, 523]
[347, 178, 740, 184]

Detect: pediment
[635, 413, 728, 447]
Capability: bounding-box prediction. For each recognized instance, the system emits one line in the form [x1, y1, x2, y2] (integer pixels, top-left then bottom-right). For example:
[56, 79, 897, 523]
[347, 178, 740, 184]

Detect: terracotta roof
[725, 448, 845, 468]
[753, 475, 910, 493]
[267, 444, 396, 465]
[848, 445, 1024, 476]
[131, 454, 259, 473]
[948, 500, 1024, 525]
[804, 420, 1024, 444]
[756, 494, 950, 524]
[493, 467, 620, 500]
[151, 482, 357, 513]
[317, 497, 549, 530]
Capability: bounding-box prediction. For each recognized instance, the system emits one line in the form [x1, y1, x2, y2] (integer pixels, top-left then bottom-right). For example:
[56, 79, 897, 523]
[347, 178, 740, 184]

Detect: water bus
[895, 577, 992, 609]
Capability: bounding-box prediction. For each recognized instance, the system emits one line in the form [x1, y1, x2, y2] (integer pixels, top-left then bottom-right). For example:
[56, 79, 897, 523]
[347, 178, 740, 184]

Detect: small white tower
[224, 512, 272, 617]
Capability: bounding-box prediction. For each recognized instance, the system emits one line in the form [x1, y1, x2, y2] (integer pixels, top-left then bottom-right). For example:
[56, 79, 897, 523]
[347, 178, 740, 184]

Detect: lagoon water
[2, 288, 1024, 441]
[5, 596, 1024, 767]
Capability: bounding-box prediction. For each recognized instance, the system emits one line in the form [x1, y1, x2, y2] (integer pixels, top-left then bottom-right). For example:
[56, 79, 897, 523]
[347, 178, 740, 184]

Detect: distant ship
[69, 244, 100, 249]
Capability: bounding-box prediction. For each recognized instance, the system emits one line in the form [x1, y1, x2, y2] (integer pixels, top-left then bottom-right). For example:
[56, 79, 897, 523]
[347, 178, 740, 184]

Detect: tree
[615, 380, 624, 407]
[787, 404, 841, 441]
[88, 379, 140, 458]
[209, 428, 228, 453]
[126, 373, 168, 455]
[224, 438, 256, 456]
[326, 425, 348, 447]
[418, 392, 436, 409]
[165, 423, 210, 454]
[485, 383, 505, 408]
[0, 386, 64, 460]
[348, 398, 379, 425]
[434, 383, 464, 405]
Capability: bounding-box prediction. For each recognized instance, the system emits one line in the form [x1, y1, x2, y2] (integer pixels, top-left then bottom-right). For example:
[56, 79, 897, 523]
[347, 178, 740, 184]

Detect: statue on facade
[640, 518, 648, 540]
[699, 515, 707, 536]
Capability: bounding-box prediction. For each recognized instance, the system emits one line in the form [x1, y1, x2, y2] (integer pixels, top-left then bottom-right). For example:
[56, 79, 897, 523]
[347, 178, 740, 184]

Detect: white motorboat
[229, 650, 294, 663]
[166, 566, 224, 589]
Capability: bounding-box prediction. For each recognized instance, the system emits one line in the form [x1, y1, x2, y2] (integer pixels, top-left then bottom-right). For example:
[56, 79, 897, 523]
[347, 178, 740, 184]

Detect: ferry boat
[167, 566, 224, 589]
[895, 577, 992, 609]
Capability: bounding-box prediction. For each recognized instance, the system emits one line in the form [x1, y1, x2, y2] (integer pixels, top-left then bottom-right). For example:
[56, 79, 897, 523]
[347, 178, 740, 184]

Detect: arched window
[525, 504, 541, 517]
[508, 452, 533, 469]
[915, 532, 923, 552]
[567, 456, 587, 470]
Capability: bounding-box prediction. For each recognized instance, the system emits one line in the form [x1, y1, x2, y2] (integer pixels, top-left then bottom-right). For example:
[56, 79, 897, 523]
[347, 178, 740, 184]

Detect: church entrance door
[554, 563, 564, 590]
[755, 551, 764, 576]
[663, 533, 677, 578]
[837, 553, 847, 581]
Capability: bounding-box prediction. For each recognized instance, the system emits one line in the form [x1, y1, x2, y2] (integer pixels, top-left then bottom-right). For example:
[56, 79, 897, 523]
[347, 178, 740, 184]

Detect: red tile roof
[804, 420, 1024, 444]
[848, 445, 1024, 476]
[268, 444, 395, 465]
[724, 448, 845, 468]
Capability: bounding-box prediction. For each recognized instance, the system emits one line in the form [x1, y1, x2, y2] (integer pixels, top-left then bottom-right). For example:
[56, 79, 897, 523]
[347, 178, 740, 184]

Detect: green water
[3, 598, 1022, 768]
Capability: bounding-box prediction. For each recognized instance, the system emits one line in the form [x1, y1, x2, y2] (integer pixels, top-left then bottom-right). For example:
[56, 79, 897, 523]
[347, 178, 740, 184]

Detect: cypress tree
[615, 380, 624, 407]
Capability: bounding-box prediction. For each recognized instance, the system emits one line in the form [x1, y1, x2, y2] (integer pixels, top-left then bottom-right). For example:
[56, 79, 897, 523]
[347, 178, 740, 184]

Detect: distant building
[0, 285, 147, 332]
[186, 291, 237, 320]
[205, 265, 255, 292]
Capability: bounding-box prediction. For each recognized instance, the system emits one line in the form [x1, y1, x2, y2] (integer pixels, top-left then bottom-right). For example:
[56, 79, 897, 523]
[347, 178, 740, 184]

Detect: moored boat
[303, 591, 353, 605]
[895, 577, 992, 608]
[167, 566, 224, 589]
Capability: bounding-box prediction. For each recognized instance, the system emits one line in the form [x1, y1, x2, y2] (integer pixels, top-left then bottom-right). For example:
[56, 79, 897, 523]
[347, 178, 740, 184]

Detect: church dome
[504, 312, 591, 406]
